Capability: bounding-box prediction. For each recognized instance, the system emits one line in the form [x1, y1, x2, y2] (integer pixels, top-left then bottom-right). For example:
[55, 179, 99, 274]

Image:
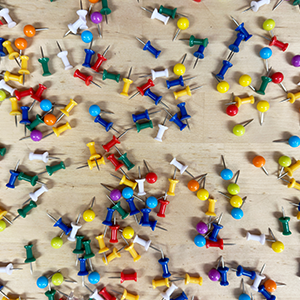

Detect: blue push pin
[94, 115, 119, 133]
[89, 104, 101, 117]
[139, 208, 151, 227]
[231, 196, 246, 220]
[166, 76, 184, 89]
[168, 112, 187, 131]
[193, 44, 207, 69]
[149, 219, 158, 231]
[216, 60, 233, 80]
[234, 265, 256, 280]
[144, 88, 163, 106]
[229, 32, 245, 53]
[177, 102, 191, 124]
[208, 213, 223, 242]
[83, 48, 95, 68]
[132, 110, 150, 123]
[40, 99, 52, 112]
[289, 136, 300, 148]
[126, 197, 140, 216]
[260, 47, 272, 71]
[6, 160, 20, 189]
[136, 37, 161, 59]
[239, 279, 251, 300]
[47, 213, 72, 235]
[81, 31, 93, 44]
[146, 196, 158, 209]
[230, 16, 252, 41]
[158, 250, 171, 278]
[0, 38, 6, 57]
[88, 271, 100, 284]
[37, 276, 49, 289]
[194, 235, 206, 247]
[220, 155, 233, 180]
[102, 208, 114, 226]
[171, 291, 188, 300]
[20, 106, 31, 135]
[258, 285, 276, 300]
[217, 256, 229, 286]
[78, 257, 89, 286]
[122, 187, 134, 199]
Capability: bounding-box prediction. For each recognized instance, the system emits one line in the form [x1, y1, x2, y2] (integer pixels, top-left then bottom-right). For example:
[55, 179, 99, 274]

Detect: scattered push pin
[135, 37, 161, 59]
[109, 270, 137, 283]
[120, 67, 133, 97]
[232, 119, 254, 136]
[141, 7, 170, 25]
[38, 46, 51, 76]
[173, 17, 189, 41]
[263, 19, 275, 37]
[253, 155, 268, 175]
[220, 155, 233, 180]
[90, 12, 102, 38]
[173, 85, 203, 100]
[24, 24, 49, 37]
[83, 197, 96, 222]
[173, 54, 187, 76]
[259, 34, 288, 52]
[251, 264, 266, 292]
[100, 0, 111, 24]
[29, 151, 60, 163]
[0, 7, 16, 27]
[277, 156, 291, 178]
[155, 114, 169, 142]
[242, 0, 271, 13]
[24, 243, 36, 274]
[74, 69, 102, 88]
[217, 256, 229, 286]
[56, 41, 73, 70]
[170, 157, 194, 177]
[280, 90, 300, 103]
[239, 279, 251, 300]
[279, 207, 291, 236]
[273, 135, 300, 148]
[91, 45, 110, 72]
[42, 122, 72, 139]
[259, 47, 272, 71]
[143, 160, 158, 184]
[268, 227, 285, 253]
[167, 167, 179, 196]
[257, 100, 269, 125]
[139, 68, 169, 81]
[10, 97, 21, 127]
[2, 40, 21, 67]
[159, 5, 187, 18]
[271, 72, 287, 92]
[0, 263, 22, 275]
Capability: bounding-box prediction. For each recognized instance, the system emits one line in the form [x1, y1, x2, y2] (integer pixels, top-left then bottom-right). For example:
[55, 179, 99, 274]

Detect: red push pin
[157, 191, 170, 218]
[109, 216, 120, 243]
[74, 69, 102, 88]
[206, 238, 235, 250]
[271, 72, 287, 92]
[143, 160, 157, 184]
[29, 84, 47, 111]
[226, 104, 239, 117]
[128, 79, 155, 100]
[253, 155, 269, 176]
[108, 270, 138, 283]
[15, 88, 34, 101]
[107, 154, 124, 171]
[261, 35, 288, 52]
[91, 45, 110, 72]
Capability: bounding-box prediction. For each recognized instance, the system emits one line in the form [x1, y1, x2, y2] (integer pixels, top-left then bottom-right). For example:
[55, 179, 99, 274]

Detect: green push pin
[0, 220, 6, 232]
[114, 146, 135, 171]
[256, 67, 272, 95]
[37, 161, 66, 176]
[0, 90, 6, 102]
[0, 147, 6, 157]
[100, 0, 112, 24]
[159, 5, 177, 19]
[14, 201, 37, 221]
[73, 235, 84, 266]
[106, 195, 129, 219]
[180, 35, 209, 47]
[38, 46, 51, 76]
[18, 172, 43, 186]
[45, 289, 56, 300]
[279, 207, 291, 236]
[135, 120, 153, 133]
[293, 0, 300, 5]
[83, 239, 95, 271]
[26, 114, 44, 131]
[24, 244, 36, 274]
[102, 70, 120, 83]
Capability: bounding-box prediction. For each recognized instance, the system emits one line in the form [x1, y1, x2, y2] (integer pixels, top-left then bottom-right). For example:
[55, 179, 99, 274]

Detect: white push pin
[243, 0, 271, 12]
[141, 7, 170, 25]
[251, 264, 266, 292]
[29, 151, 59, 163]
[161, 283, 178, 300]
[65, 9, 88, 37]
[68, 214, 82, 242]
[246, 232, 266, 245]
[85, 285, 105, 300]
[0, 8, 17, 28]
[135, 166, 146, 196]
[155, 114, 169, 142]
[56, 41, 73, 70]
[133, 235, 152, 251]
[170, 157, 194, 177]
[0, 79, 16, 96]
[0, 263, 22, 275]
[29, 185, 48, 202]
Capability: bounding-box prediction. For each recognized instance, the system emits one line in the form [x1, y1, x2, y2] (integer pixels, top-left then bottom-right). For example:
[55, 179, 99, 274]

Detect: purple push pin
[110, 189, 121, 201]
[208, 269, 221, 281]
[292, 55, 300, 67]
[30, 130, 43, 142]
[90, 12, 103, 38]
[196, 221, 208, 234]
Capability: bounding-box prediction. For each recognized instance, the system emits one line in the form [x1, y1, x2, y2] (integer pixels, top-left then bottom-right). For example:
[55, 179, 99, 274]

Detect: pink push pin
[90, 12, 103, 38]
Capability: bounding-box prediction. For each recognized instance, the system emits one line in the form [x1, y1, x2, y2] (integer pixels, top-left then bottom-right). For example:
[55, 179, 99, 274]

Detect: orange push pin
[253, 156, 268, 176]
[14, 38, 28, 57]
[23, 24, 49, 37]
[167, 167, 179, 196]
[44, 114, 57, 126]
[187, 173, 207, 192]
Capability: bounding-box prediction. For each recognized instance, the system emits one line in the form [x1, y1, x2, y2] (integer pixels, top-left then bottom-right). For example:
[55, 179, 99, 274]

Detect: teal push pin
[256, 67, 272, 95]
[106, 195, 129, 219]
[45, 289, 56, 300]
[73, 235, 84, 266]
[100, 69, 120, 83]
[26, 114, 44, 132]
[83, 239, 95, 271]
[13, 200, 38, 221]
[18, 172, 44, 186]
[37, 161, 66, 176]
[0, 147, 6, 157]
[38, 46, 51, 76]
[100, 0, 111, 24]
[24, 244, 36, 274]
[158, 5, 187, 19]
[136, 120, 153, 133]
[180, 35, 209, 47]
[279, 207, 291, 236]
[114, 146, 135, 171]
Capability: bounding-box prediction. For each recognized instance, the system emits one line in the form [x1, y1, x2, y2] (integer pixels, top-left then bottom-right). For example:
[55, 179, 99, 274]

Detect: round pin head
[146, 196, 158, 209]
[15, 37, 28, 50]
[24, 24, 36, 37]
[81, 30, 93, 43]
[208, 269, 220, 281]
[288, 136, 300, 148]
[83, 209, 95, 222]
[188, 179, 200, 191]
[260, 47, 272, 59]
[227, 183, 240, 195]
[239, 74, 252, 87]
[0, 90, 6, 101]
[197, 189, 209, 201]
[238, 293, 250, 300]
[90, 12, 103, 24]
[51, 236, 63, 249]
[272, 240, 284, 253]
[194, 235, 206, 247]
[263, 19, 275, 31]
[196, 221, 208, 234]
[146, 172, 157, 184]
[44, 114, 57, 126]
[89, 104, 101, 117]
[177, 17, 189, 30]
[291, 55, 300, 67]
[88, 271, 100, 284]
[52, 273, 64, 286]
[264, 279, 277, 293]
[230, 195, 243, 208]
[0, 220, 6, 232]
[226, 104, 238, 116]
[122, 226, 135, 239]
[221, 169, 233, 180]
[233, 124, 245, 136]
[256, 100, 270, 112]
[253, 156, 266, 168]
[37, 276, 49, 289]
[217, 81, 229, 93]
[173, 63, 186, 76]
[31, 129, 43, 142]
[271, 72, 284, 84]
[40, 99, 52, 111]
[110, 189, 121, 201]
[278, 156, 291, 167]
[231, 207, 244, 219]
[122, 187, 134, 199]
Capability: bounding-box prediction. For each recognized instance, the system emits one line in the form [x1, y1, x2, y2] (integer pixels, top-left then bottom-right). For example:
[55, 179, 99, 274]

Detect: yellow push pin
[206, 198, 217, 217]
[87, 141, 101, 171]
[102, 247, 121, 265]
[167, 167, 179, 196]
[217, 81, 230, 93]
[173, 53, 187, 76]
[122, 226, 135, 239]
[256, 100, 269, 125]
[56, 99, 77, 123]
[173, 85, 203, 100]
[43, 122, 72, 139]
[2, 40, 21, 67]
[152, 278, 170, 289]
[197, 176, 209, 201]
[239, 74, 256, 92]
[279, 160, 300, 178]
[9, 97, 21, 127]
[173, 17, 189, 41]
[280, 91, 300, 104]
[96, 234, 109, 264]
[124, 243, 141, 262]
[83, 197, 96, 222]
[3, 71, 23, 84]
[120, 67, 133, 97]
[268, 228, 284, 253]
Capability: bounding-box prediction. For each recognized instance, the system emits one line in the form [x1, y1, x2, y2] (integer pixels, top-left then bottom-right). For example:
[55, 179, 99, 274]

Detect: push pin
[166, 76, 196, 89]
[144, 160, 158, 184]
[271, 72, 287, 92]
[242, 0, 271, 13]
[173, 53, 187, 76]
[161, 283, 177, 300]
[0, 263, 22, 275]
[10, 97, 21, 127]
[167, 167, 179, 196]
[280, 90, 300, 104]
[220, 155, 233, 180]
[141, 7, 170, 25]
[268, 228, 285, 253]
[273, 135, 300, 148]
[187, 173, 207, 192]
[2, 40, 21, 67]
[38, 46, 51, 76]
[159, 5, 187, 19]
[232, 119, 254, 136]
[106, 195, 130, 219]
[259, 34, 288, 52]
[24, 24, 49, 37]
[155, 114, 169, 142]
[277, 156, 292, 178]
[173, 17, 189, 41]
[120, 67, 133, 97]
[109, 271, 138, 283]
[163, 108, 187, 131]
[56, 41, 73, 70]
[139, 68, 169, 81]
[171, 274, 203, 286]
[173, 85, 203, 100]
[279, 207, 291, 235]
[217, 256, 229, 286]
[256, 67, 272, 95]
[135, 37, 161, 59]
[90, 12, 103, 38]
[100, 0, 111, 24]
[64, 3, 88, 37]
[42, 122, 72, 139]
[256, 100, 270, 125]
[260, 47, 272, 71]
[251, 264, 266, 292]
[74, 69, 102, 88]
[193, 44, 208, 69]
[47, 213, 72, 235]
[91, 45, 110, 72]
[82, 39, 95, 68]
[170, 157, 194, 177]
[231, 265, 256, 280]
[24, 243, 36, 274]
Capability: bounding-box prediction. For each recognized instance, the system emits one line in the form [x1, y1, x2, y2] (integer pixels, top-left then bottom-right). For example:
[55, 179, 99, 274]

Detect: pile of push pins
[1, 1, 300, 300]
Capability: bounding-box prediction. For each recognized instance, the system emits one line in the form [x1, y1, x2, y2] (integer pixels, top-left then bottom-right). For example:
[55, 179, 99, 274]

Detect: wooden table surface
[1, 0, 300, 299]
